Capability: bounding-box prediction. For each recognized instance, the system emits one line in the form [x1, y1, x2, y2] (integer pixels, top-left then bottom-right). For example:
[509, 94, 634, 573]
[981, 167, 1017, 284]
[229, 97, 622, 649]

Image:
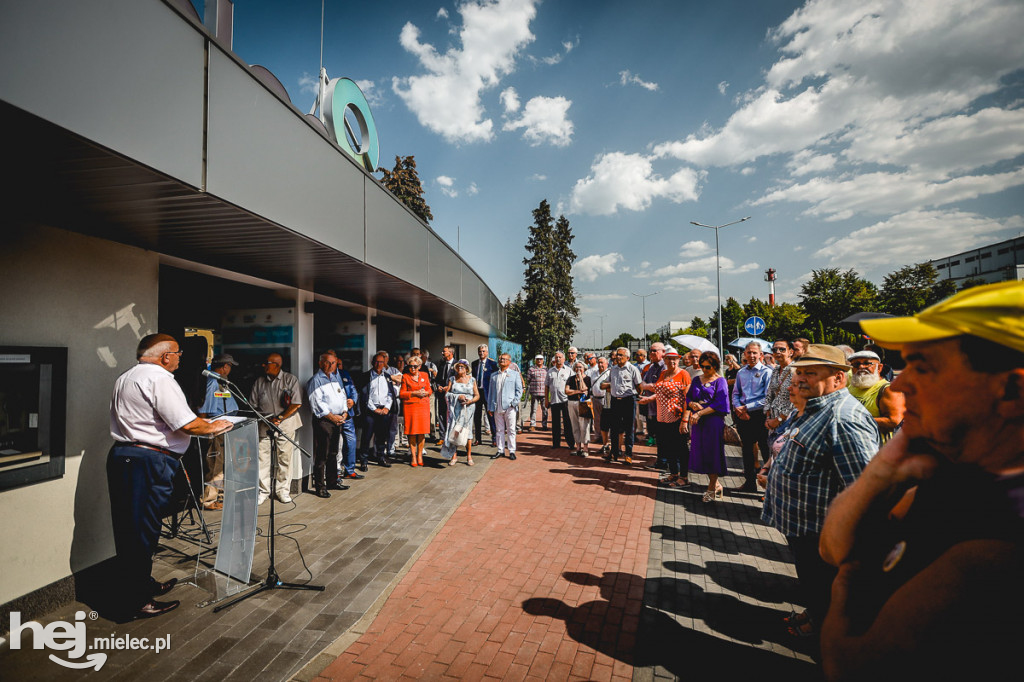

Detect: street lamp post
[632, 291, 659, 347]
[689, 216, 751, 361]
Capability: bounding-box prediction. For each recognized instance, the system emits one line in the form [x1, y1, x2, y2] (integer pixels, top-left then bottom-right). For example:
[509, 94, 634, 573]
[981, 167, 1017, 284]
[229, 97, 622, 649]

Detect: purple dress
[687, 376, 730, 475]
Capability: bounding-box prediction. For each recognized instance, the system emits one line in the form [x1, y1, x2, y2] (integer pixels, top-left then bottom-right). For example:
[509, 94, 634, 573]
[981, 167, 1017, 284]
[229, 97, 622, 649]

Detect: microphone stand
[206, 372, 324, 613]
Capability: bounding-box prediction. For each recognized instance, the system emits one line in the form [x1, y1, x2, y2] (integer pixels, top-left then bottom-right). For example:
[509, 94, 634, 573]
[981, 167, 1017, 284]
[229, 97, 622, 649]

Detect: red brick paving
[317, 431, 659, 681]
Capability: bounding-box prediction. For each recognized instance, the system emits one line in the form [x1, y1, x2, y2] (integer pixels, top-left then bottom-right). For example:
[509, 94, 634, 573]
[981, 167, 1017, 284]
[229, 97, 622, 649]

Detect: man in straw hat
[762, 344, 879, 639]
[819, 281, 1024, 680]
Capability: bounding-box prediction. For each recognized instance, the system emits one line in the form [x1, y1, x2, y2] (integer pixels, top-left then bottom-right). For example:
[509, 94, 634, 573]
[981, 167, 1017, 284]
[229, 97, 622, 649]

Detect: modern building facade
[929, 236, 1024, 287]
[0, 0, 504, 614]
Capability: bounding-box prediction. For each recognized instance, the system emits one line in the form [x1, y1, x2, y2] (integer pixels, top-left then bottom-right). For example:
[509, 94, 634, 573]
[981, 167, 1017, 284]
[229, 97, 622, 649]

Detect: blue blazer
[487, 369, 523, 412]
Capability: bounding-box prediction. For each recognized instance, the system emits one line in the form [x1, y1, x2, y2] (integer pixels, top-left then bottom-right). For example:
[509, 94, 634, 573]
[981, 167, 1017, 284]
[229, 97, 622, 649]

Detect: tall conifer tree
[517, 200, 578, 357]
[377, 155, 433, 224]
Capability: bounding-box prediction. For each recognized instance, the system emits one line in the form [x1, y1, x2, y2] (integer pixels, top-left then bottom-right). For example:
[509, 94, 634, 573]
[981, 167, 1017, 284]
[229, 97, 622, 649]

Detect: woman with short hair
[684, 351, 731, 502]
[440, 360, 479, 466]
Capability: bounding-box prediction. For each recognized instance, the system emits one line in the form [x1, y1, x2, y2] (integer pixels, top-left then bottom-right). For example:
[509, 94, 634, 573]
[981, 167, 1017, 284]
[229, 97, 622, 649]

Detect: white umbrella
[727, 337, 772, 352]
[671, 334, 718, 354]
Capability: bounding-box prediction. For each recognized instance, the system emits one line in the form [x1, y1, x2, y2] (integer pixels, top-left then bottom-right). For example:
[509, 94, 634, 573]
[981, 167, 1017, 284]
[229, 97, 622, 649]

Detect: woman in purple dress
[683, 351, 731, 503]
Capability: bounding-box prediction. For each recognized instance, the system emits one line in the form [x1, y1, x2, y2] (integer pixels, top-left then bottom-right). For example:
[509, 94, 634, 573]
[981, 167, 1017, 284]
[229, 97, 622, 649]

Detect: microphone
[202, 369, 233, 383]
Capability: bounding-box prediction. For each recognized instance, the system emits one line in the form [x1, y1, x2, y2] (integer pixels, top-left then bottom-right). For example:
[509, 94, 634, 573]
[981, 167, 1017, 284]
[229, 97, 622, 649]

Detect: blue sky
[223, 0, 1024, 347]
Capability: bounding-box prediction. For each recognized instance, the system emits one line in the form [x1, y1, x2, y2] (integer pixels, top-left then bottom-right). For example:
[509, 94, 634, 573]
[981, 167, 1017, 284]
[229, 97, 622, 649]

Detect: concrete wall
[0, 225, 159, 605]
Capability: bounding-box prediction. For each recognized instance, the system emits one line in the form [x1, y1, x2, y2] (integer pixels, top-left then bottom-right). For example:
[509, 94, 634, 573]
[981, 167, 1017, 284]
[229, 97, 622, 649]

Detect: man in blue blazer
[488, 353, 524, 459]
[471, 344, 498, 445]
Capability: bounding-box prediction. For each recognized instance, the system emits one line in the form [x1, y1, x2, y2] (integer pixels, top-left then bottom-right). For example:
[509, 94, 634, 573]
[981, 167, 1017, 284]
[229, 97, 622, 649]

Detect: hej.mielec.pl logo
[7, 610, 172, 671]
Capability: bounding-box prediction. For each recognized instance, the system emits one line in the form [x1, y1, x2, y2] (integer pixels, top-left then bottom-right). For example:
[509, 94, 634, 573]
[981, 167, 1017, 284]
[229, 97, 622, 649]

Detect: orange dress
[399, 372, 433, 435]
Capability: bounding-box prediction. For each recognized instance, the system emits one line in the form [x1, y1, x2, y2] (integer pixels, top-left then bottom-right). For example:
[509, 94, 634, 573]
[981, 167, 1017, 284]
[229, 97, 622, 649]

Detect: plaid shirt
[762, 388, 879, 537]
[527, 365, 548, 396]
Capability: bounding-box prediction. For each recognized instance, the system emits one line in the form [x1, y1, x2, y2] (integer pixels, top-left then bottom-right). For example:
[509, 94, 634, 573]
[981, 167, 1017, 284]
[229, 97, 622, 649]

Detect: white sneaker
[257, 493, 269, 505]
[276, 492, 292, 504]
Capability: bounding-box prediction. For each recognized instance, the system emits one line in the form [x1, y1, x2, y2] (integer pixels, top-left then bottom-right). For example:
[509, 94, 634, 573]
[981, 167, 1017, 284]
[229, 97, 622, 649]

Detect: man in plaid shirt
[523, 355, 548, 431]
[762, 344, 879, 638]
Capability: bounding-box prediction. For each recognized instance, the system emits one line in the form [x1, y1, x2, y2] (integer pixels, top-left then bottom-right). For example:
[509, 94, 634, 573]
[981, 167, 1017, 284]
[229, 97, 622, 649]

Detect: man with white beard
[846, 350, 905, 443]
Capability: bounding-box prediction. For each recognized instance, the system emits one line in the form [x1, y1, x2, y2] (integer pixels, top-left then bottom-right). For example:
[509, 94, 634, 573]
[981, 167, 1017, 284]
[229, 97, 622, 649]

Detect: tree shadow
[522, 570, 819, 679]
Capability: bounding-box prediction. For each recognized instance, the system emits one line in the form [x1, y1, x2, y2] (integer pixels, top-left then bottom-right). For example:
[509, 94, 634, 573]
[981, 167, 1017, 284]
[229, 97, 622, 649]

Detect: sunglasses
[700, 364, 713, 370]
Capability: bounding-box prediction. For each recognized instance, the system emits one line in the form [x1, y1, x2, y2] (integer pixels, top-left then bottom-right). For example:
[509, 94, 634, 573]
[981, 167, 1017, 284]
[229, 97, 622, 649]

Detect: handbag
[578, 398, 593, 419]
[723, 423, 742, 446]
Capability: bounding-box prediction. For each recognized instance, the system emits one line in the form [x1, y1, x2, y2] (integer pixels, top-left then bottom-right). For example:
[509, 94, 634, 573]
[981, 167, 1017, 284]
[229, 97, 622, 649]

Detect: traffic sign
[744, 316, 766, 336]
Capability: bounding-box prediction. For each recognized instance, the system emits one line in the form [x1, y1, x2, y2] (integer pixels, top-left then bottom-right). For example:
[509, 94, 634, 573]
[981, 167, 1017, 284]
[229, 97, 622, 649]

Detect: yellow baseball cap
[860, 280, 1024, 353]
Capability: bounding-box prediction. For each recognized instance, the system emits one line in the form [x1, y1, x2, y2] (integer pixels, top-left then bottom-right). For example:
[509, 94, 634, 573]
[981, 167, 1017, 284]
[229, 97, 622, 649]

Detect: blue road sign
[744, 316, 766, 336]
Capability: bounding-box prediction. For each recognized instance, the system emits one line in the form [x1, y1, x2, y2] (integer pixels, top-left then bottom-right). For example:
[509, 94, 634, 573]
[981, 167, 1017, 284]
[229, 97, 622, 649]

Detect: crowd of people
[106, 281, 1023, 682]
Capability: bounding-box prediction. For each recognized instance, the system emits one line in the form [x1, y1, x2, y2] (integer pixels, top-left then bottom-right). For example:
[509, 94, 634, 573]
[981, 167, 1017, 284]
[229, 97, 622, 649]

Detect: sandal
[783, 610, 810, 626]
[786, 619, 815, 638]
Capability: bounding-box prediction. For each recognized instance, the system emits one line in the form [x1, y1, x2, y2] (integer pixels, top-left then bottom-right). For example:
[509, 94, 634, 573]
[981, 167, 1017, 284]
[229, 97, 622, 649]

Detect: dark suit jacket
[471, 357, 499, 399]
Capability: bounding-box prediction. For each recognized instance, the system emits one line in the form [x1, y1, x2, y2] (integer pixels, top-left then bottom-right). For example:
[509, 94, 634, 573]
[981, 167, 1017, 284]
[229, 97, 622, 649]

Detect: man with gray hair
[601, 347, 644, 464]
[471, 343, 498, 445]
[546, 351, 574, 449]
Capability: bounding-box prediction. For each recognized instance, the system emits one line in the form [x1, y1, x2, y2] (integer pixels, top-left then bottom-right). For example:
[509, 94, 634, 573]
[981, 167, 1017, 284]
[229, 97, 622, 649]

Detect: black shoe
[328, 481, 350, 490]
[378, 456, 392, 468]
[491, 452, 504, 459]
[315, 489, 331, 498]
[508, 453, 517, 460]
[359, 457, 369, 472]
[136, 599, 179, 619]
[728, 483, 758, 493]
[343, 472, 365, 480]
[152, 578, 177, 597]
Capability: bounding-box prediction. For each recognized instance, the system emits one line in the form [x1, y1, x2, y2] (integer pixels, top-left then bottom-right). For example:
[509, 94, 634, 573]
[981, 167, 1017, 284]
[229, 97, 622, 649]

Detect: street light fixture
[689, 216, 751, 361]
[632, 291, 659, 347]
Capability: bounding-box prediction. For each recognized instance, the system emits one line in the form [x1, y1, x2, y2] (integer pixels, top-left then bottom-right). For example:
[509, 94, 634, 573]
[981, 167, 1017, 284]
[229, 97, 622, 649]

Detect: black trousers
[609, 396, 636, 454]
[787, 533, 837, 626]
[735, 409, 769, 486]
[314, 417, 341, 490]
[106, 444, 177, 614]
[550, 401, 575, 448]
[360, 409, 394, 460]
[435, 392, 448, 439]
[655, 419, 688, 477]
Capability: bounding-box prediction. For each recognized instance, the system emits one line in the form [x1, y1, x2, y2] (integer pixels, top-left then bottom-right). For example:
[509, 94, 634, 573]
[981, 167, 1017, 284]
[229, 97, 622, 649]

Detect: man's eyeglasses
[262, 361, 280, 366]
[772, 347, 788, 353]
[163, 350, 184, 357]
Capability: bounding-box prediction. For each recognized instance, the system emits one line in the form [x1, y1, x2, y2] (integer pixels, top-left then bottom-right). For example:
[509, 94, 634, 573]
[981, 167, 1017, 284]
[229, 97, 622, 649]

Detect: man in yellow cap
[819, 281, 1024, 680]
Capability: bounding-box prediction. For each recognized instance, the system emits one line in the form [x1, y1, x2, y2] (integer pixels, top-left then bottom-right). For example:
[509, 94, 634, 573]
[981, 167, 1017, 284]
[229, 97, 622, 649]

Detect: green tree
[677, 316, 709, 339]
[708, 297, 746, 345]
[503, 292, 527, 345]
[742, 297, 809, 341]
[606, 332, 637, 350]
[377, 155, 433, 224]
[800, 268, 877, 343]
[878, 263, 956, 316]
[959, 276, 988, 291]
[516, 201, 578, 357]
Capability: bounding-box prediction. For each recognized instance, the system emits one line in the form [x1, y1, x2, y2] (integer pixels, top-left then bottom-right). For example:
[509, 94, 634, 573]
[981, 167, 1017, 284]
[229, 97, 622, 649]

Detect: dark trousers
[735, 409, 769, 486]
[786, 533, 837, 626]
[609, 396, 636, 454]
[360, 410, 394, 461]
[550, 401, 575, 448]
[313, 417, 340, 491]
[473, 395, 497, 443]
[655, 419, 688, 477]
[106, 444, 177, 614]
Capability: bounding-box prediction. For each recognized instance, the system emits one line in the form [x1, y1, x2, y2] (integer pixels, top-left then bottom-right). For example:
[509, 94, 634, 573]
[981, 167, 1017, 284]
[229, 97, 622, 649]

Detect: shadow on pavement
[522, 570, 819, 680]
[663, 560, 802, 604]
[650, 524, 789, 558]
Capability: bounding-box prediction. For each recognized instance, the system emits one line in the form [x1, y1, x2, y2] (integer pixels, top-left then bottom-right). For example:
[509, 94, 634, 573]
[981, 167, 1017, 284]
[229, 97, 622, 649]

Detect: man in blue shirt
[307, 351, 360, 497]
[471, 344, 498, 446]
[198, 353, 239, 510]
[731, 342, 773, 492]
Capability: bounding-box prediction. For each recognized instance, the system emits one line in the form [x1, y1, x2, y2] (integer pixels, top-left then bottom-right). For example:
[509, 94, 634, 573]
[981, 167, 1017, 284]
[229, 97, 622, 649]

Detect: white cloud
[436, 7, 448, 19]
[581, 293, 628, 301]
[787, 150, 836, 176]
[503, 95, 574, 146]
[392, 0, 539, 144]
[678, 240, 714, 258]
[500, 87, 520, 112]
[754, 167, 1024, 221]
[619, 70, 659, 91]
[467, 182, 479, 195]
[354, 79, 384, 107]
[573, 253, 624, 281]
[740, 167, 756, 176]
[299, 72, 318, 97]
[660, 276, 714, 291]
[639, 261, 651, 269]
[652, 256, 758, 276]
[718, 81, 729, 95]
[533, 37, 578, 65]
[569, 152, 704, 215]
[530, 173, 547, 181]
[436, 175, 458, 197]
[814, 209, 1024, 267]
[747, 236, 757, 243]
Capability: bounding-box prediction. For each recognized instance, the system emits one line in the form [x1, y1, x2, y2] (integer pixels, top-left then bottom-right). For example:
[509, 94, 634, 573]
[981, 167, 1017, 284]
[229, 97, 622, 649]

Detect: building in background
[0, 0, 504, 617]
[929, 237, 1024, 287]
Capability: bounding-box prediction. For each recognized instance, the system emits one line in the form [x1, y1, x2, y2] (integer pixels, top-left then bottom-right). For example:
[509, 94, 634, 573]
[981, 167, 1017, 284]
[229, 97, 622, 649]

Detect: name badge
[214, 391, 231, 398]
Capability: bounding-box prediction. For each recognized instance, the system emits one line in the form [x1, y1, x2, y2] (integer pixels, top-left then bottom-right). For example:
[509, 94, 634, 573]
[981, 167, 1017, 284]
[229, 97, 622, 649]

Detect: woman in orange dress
[400, 357, 433, 467]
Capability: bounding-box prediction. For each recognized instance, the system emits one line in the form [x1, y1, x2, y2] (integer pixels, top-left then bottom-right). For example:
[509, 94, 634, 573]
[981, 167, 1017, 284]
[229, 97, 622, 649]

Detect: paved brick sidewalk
[317, 431, 658, 681]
